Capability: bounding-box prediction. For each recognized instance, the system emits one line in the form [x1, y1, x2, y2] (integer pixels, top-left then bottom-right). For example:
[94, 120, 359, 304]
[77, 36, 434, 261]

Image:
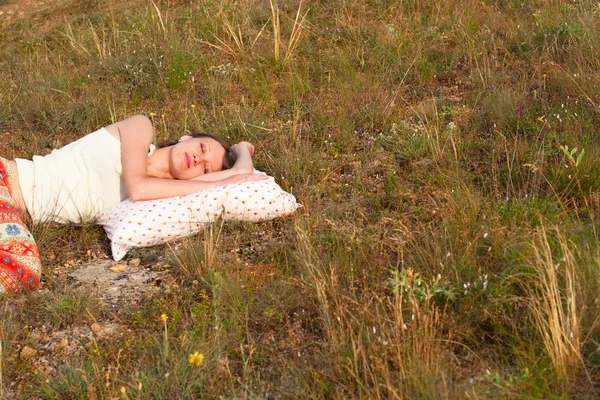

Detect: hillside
[1, 0, 600, 398]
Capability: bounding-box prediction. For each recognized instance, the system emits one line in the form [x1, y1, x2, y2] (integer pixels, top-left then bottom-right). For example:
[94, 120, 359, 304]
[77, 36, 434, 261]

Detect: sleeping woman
[0, 114, 266, 294]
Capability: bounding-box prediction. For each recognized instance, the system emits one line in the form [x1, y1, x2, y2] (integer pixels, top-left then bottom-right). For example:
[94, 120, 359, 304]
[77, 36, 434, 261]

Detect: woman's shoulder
[104, 115, 153, 143]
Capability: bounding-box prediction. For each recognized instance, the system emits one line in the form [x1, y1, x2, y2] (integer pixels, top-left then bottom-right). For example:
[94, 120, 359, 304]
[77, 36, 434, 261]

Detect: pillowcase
[96, 173, 300, 261]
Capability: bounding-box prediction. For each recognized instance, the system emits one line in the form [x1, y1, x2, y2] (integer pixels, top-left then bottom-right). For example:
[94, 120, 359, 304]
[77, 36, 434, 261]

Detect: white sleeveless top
[15, 127, 155, 224]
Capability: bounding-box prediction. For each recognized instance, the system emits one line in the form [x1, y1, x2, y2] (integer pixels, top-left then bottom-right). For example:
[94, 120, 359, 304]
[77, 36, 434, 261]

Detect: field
[2, 0, 600, 398]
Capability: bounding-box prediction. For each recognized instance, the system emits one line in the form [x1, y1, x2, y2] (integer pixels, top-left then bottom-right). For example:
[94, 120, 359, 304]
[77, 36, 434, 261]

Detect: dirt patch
[67, 259, 170, 308]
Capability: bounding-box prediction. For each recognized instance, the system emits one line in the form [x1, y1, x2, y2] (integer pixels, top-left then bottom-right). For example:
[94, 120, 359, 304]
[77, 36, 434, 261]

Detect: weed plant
[2, 0, 600, 397]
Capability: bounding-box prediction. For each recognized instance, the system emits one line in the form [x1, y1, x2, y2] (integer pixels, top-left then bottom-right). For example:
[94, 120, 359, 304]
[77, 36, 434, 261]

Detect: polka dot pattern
[97, 173, 300, 261]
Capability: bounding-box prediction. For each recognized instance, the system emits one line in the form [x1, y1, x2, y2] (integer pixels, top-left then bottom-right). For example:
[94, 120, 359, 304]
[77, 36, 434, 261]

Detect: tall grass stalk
[269, 0, 308, 66]
[170, 223, 223, 281]
[218, 8, 244, 52]
[270, 0, 281, 62]
[523, 226, 584, 384]
[282, 1, 308, 67]
[295, 222, 449, 397]
[88, 20, 107, 60]
[386, 268, 449, 397]
[294, 222, 344, 345]
[411, 99, 459, 162]
[64, 22, 92, 60]
[150, 0, 167, 41]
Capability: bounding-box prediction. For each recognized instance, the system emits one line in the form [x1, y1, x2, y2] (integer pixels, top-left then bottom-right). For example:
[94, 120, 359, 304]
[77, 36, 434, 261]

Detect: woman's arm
[106, 115, 266, 201]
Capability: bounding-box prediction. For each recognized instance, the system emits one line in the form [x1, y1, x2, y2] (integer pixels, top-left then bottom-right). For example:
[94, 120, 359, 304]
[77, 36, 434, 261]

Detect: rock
[414, 158, 434, 167]
[110, 264, 128, 273]
[90, 322, 124, 340]
[98, 323, 123, 339]
[20, 346, 37, 360]
[72, 326, 91, 337]
[129, 258, 141, 267]
[51, 331, 67, 341]
[91, 323, 102, 335]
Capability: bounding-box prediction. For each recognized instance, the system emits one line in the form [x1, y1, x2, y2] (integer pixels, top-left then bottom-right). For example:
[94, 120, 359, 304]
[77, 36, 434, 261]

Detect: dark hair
[160, 133, 237, 170]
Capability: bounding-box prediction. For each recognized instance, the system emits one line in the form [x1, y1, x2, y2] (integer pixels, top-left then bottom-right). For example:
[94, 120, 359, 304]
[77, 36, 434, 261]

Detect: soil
[67, 259, 168, 308]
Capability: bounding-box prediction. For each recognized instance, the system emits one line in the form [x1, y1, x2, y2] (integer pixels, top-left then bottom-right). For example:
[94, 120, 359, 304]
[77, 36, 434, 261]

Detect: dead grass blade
[150, 0, 167, 41]
[282, 1, 309, 67]
[523, 225, 586, 384]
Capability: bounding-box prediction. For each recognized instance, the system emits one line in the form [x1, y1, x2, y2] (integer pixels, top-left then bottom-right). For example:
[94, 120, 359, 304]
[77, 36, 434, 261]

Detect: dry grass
[521, 226, 592, 385]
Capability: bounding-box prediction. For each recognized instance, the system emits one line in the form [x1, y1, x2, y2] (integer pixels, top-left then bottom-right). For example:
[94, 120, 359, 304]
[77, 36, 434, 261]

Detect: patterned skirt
[0, 157, 41, 293]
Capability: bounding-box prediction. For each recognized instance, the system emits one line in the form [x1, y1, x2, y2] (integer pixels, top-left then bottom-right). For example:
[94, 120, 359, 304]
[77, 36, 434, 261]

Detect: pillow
[96, 173, 300, 261]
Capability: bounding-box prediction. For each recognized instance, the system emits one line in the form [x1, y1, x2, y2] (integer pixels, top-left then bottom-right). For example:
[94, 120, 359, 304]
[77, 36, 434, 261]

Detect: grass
[2, 0, 600, 397]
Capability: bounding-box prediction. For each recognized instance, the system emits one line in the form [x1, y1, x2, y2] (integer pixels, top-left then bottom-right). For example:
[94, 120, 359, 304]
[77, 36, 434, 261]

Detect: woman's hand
[233, 141, 255, 156]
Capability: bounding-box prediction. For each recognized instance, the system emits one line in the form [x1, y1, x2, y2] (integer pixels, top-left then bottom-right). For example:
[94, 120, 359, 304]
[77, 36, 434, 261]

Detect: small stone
[51, 331, 67, 341]
[414, 158, 434, 166]
[20, 346, 37, 360]
[99, 323, 123, 338]
[91, 323, 102, 335]
[110, 264, 127, 272]
[129, 258, 141, 267]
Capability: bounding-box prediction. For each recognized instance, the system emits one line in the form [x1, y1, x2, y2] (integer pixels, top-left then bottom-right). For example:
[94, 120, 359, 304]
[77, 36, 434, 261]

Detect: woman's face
[169, 136, 226, 179]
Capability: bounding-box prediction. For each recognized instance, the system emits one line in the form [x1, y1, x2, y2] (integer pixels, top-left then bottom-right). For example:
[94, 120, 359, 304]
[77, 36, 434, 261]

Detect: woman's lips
[185, 152, 191, 168]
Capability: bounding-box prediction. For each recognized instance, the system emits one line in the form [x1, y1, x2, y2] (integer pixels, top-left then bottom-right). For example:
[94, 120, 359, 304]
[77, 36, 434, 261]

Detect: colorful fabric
[0, 157, 41, 294]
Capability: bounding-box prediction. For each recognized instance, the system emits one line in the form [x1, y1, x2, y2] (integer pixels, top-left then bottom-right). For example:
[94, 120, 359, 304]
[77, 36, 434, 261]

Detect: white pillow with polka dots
[96, 173, 300, 261]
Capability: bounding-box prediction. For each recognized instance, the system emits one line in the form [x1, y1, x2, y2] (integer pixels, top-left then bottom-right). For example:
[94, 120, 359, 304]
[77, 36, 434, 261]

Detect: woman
[0, 115, 266, 294]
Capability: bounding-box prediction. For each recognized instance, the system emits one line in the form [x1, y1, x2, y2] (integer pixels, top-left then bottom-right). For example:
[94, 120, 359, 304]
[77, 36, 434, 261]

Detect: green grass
[2, 0, 600, 397]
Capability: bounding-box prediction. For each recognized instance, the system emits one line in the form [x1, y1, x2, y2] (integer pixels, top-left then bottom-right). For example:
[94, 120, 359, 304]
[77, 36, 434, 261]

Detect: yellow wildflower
[149, 112, 156, 117]
[190, 104, 196, 109]
[160, 314, 168, 322]
[188, 351, 204, 367]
